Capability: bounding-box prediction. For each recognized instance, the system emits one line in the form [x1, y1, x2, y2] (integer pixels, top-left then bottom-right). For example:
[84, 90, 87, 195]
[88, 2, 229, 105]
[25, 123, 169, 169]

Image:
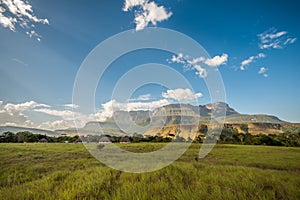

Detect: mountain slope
[0, 126, 59, 136]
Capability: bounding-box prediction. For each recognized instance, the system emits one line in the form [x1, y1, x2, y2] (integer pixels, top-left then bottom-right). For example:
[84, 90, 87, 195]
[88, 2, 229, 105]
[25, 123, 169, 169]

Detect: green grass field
[0, 143, 299, 200]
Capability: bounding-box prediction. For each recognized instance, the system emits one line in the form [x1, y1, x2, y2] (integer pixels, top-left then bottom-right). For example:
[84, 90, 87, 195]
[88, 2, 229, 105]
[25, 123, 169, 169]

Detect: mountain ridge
[0, 103, 289, 136]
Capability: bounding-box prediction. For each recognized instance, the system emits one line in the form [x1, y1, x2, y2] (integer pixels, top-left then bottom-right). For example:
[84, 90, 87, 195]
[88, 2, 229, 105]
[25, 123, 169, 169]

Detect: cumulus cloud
[168, 53, 228, 78]
[123, 0, 147, 11]
[105, 99, 170, 113]
[0, 6, 16, 31]
[0, 0, 49, 41]
[204, 54, 228, 67]
[34, 108, 81, 121]
[0, 100, 49, 128]
[169, 53, 228, 68]
[38, 120, 75, 131]
[4, 101, 49, 114]
[162, 88, 203, 103]
[34, 107, 94, 129]
[123, 0, 172, 31]
[90, 99, 171, 123]
[258, 28, 297, 49]
[34, 98, 172, 129]
[240, 53, 265, 70]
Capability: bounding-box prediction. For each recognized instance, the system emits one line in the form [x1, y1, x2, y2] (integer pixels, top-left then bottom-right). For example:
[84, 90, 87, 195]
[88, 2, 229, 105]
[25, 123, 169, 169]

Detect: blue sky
[0, 0, 299, 130]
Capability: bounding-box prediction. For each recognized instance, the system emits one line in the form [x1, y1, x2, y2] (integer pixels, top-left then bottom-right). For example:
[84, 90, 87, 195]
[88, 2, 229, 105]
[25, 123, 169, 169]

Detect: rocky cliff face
[143, 123, 284, 140]
[56, 103, 286, 136]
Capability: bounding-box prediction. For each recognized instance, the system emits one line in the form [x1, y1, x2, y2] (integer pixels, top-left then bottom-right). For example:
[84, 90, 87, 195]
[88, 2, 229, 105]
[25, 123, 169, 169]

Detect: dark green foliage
[198, 124, 208, 134]
[240, 124, 249, 133]
[218, 132, 300, 147]
[1, 128, 300, 147]
[221, 127, 239, 137]
[0, 132, 78, 143]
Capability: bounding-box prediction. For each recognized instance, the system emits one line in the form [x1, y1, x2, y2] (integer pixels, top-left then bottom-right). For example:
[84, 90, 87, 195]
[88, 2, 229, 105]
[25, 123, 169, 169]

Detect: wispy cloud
[162, 88, 203, 103]
[240, 53, 265, 71]
[64, 104, 79, 109]
[130, 94, 152, 101]
[258, 28, 297, 49]
[258, 67, 268, 77]
[11, 58, 28, 66]
[26, 30, 41, 41]
[123, 0, 172, 31]
[168, 53, 228, 78]
[0, 0, 49, 41]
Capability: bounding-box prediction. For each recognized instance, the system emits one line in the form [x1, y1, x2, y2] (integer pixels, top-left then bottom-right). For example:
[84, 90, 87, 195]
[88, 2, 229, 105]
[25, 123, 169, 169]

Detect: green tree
[240, 124, 249, 133]
[0, 132, 17, 143]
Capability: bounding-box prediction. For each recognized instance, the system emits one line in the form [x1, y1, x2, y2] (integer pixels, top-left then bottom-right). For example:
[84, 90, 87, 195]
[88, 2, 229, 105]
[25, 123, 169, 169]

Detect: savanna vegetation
[0, 143, 299, 199]
[1, 124, 300, 147]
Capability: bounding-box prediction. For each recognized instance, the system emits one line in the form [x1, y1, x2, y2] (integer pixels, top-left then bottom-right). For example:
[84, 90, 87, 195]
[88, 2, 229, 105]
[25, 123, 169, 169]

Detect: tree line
[0, 125, 299, 147]
[215, 126, 300, 147]
[0, 131, 79, 143]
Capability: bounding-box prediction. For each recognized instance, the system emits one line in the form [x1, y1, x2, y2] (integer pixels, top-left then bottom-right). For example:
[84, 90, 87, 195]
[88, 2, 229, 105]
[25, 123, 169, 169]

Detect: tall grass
[0, 143, 299, 199]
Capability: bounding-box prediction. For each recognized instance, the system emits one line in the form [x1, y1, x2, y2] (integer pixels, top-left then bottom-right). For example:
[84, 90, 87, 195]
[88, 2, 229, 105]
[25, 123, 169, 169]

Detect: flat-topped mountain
[60, 102, 286, 136]
[0, 103, 288, 137]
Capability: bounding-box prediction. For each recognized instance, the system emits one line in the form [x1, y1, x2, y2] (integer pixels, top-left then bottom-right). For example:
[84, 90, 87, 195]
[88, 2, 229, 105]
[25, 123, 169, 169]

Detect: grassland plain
[0, 143, 299, 200]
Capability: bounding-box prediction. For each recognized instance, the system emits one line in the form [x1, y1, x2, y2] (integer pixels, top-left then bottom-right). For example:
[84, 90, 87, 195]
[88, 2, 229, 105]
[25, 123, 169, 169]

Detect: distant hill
[54, 102, 286, 136]
[224, 114, 284, 123]
[0, 126, 59, 136]
[108, 102, 284, 125]
[1, 103, 287, 137]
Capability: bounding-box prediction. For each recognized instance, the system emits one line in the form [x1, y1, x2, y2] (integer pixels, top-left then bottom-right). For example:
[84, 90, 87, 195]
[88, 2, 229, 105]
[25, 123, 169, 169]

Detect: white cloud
[0, 0, 49, 40]
[188, 57, 206, 65]
[258, 28, 297, 49]
[258, 67, 268, 77]
[105, 99, 170, 112]
[34, 107, 93, 129]
[240, 53, 265, 70]
[38, 120, 75, 131]
[26, 30, 41, 41]
[64, 104, 80, 109]
[170, 53, 185, 64]
[204, 54, 228, 67]
[162, 88, 203, 103]
[34, 108, 79, 121]
[169, 53, 228, 68]
[123, 0, 147, 11]
[168, 53, 228, 78]
[130, 94, 152, 101]
[0, 6, 16, 31]
[258, 67, 267, 74]
[123, 0, 172, 31]
[0, 100, 49, 128]
[194, 64, 207, 78]
[284, 37, 297, 45]
[4, 101, 49, 114]
[34, 98, 171, 128]
[91, 99, 171, 123]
